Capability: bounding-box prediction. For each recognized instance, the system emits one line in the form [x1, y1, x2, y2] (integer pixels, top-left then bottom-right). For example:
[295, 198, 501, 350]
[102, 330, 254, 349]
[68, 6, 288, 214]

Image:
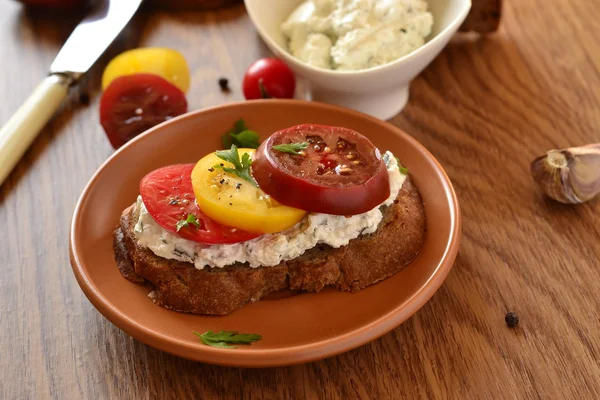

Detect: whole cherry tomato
[242, 58, 295, 100]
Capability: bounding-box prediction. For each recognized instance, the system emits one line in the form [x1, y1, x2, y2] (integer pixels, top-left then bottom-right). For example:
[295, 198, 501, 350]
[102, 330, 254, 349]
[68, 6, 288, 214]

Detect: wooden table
[1, 1, 599, 398]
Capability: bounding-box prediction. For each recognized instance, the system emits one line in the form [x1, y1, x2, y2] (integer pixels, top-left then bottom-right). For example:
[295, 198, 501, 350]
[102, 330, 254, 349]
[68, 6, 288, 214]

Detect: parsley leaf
[231, 130, 260, 149]
[233, 118, 246, 133]
[394, 156, 408, 175]
[213, 145, 258, 187]
[175, 214, 200, 232]
[222, 119, 261, 149]
[193, 330, 262, 349]
[272, 142, 309, 155]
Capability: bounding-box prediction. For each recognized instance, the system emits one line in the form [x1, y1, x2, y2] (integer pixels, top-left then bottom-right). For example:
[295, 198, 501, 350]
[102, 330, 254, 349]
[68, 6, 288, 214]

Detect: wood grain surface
[1, 1, 599, 399]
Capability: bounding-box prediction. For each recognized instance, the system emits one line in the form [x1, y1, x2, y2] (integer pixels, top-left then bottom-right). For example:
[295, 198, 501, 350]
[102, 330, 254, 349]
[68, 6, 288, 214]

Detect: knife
[0, 0, 143, 186]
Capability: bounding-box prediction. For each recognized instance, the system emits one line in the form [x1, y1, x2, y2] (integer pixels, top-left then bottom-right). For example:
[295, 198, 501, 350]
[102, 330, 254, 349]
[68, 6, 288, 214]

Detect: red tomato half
[242, 58, 295, 100]
[140, 164, 260, 244]
[100, 73, 188, 149]
[252, 125, 390, 215]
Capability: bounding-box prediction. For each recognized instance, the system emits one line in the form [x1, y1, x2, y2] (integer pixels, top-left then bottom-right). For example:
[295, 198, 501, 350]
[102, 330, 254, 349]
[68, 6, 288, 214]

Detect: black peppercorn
[505, 312, 519, 328]
[79, 92, 90, 105]
[218, 77, 230, 92]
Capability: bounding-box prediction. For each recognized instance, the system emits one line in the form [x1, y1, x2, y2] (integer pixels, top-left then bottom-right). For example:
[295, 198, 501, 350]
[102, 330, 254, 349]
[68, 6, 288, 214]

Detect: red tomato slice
[100, 73, 188, 149]
[139, 164, 260, 244]
[252, 125, 390, 215]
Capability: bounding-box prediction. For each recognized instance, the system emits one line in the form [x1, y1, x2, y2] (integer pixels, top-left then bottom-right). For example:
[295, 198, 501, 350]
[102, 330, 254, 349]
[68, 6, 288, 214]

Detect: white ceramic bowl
[245, 0, 471, 120]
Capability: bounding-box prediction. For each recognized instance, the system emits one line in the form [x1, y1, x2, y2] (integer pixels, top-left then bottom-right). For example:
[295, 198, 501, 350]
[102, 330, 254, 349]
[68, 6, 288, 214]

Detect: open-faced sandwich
[114, 124, 426, 315]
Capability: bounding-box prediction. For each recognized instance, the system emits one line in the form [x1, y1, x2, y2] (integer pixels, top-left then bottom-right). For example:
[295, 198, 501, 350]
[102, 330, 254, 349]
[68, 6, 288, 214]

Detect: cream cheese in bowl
[281, 0, 434, 71]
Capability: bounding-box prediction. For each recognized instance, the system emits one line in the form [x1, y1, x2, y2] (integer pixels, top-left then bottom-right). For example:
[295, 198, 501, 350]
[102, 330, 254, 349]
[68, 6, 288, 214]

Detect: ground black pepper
[505, 312, 519, 328]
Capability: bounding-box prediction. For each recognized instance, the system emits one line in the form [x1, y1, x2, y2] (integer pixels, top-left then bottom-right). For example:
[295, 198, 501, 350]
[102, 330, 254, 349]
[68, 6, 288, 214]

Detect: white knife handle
[0, 74, 71, 186]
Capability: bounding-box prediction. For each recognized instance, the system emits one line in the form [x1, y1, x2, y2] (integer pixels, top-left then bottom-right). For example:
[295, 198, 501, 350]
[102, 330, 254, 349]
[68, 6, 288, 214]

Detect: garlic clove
[530, 144, 600, 204]
[568, 144, 600, 202]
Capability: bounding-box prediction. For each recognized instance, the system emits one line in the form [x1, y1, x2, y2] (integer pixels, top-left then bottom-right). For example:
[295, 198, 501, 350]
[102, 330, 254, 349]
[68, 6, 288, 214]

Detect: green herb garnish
[395, 156, 408, 175]
[213, 145, 258, 187]
[272, 142, 309, 155]
[222, 118, 260, 149]
[175, 214, 200, 232]
[193, 330, 262, 349]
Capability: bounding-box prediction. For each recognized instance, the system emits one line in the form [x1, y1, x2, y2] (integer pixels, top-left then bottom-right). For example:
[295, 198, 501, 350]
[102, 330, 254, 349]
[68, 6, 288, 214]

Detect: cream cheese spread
[281, 0, 434, 71]
[134, 151, 405, 269]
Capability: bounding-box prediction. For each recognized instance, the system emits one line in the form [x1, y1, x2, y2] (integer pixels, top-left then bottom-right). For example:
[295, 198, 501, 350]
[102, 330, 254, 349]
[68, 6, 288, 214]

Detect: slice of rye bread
[460, 0, 503, 33]
[113, 178, 426, 315]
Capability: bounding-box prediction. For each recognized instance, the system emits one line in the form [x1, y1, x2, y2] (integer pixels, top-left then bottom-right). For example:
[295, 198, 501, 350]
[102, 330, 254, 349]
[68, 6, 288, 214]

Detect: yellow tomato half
[191, 149, 307, 234]
[102, 48, 190, 93]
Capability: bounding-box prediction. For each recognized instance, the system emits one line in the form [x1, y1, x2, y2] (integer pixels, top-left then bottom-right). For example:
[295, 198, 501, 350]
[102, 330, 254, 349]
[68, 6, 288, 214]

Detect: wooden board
[1, 1, 599, 398]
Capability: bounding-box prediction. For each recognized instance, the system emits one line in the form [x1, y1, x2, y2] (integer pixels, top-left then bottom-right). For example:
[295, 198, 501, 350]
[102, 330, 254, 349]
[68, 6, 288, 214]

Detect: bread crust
[113, 178, 426, 315]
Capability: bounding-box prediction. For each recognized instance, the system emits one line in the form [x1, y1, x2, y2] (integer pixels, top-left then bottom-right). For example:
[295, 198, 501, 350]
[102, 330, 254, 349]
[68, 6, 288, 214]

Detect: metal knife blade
[0, 0, 143, 187]
[50, 0, 144, 79]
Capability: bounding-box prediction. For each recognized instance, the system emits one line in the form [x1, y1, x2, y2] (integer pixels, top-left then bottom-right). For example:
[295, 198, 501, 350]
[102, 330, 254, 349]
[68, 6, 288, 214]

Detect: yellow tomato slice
[191, 149, 307, 234]
[102, 48, 190, 93]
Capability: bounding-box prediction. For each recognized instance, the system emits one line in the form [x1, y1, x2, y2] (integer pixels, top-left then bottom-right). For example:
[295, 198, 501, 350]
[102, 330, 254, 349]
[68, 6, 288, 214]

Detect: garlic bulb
[530, 144, 600, 204]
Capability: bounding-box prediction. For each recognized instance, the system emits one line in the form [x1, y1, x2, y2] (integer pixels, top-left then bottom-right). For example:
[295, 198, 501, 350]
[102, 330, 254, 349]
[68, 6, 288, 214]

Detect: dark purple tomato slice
[100, 73, 188, 149]
[252, 124, 390, 215]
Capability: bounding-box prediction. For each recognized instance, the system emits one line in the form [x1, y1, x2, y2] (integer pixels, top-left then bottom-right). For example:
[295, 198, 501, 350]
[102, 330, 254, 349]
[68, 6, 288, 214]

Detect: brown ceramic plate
[70, 100, 460, 367]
